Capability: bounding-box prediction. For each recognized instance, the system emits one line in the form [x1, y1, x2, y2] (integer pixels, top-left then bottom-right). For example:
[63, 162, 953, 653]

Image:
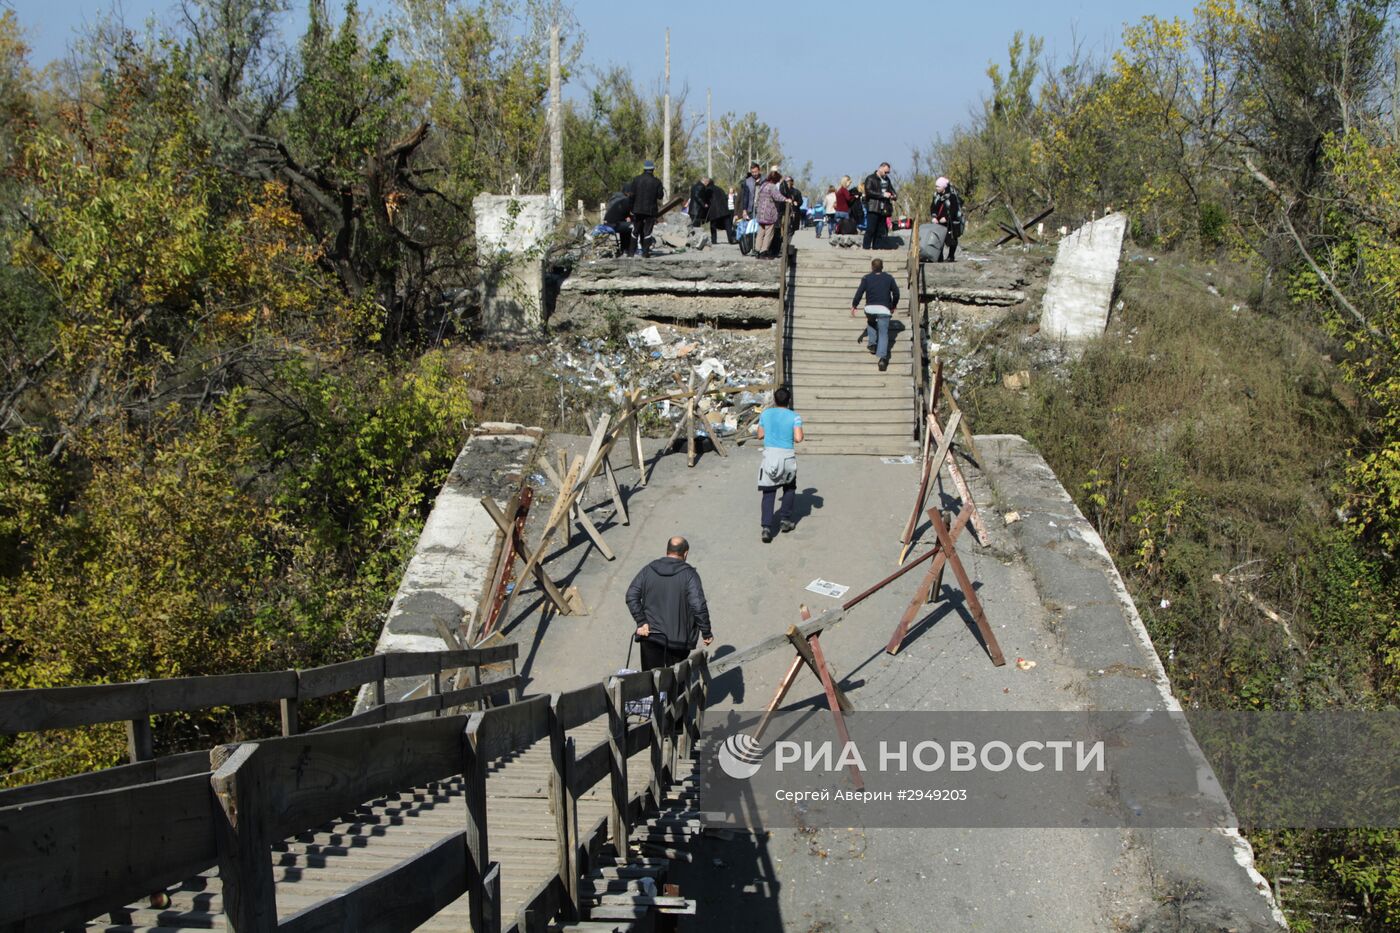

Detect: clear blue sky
[8, 0, 1199, 185]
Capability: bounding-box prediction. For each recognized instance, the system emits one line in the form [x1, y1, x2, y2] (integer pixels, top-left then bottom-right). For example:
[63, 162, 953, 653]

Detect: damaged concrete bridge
[1, 217, 1286, 932]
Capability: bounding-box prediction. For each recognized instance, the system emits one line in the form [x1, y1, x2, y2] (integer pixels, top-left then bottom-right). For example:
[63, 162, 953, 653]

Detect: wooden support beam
[606, 678, 630, 857]
[784, 624, 860, 789]
[886, 505, 974, 655]
[516, 454, 584, 587]
[993, 205, 1054, 247]
[211, 744, 277, 932]
[940, 381, 983, 466]
[927, 413, 990, 548]
[898, 409, 961, 564]
[462, 718, 495, 933]
[928, 506, 1005, 666]
[481, 496, 570, 616]
[573, 503, 616, 561]
[899, 393, 940, 564]
[602, 455, 629, 525]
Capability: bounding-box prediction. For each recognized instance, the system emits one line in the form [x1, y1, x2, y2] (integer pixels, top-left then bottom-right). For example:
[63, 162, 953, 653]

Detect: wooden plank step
[789, 384, 914, 395]
[802, 431, 915, 442]
[788, 362, 913, 376]
[797, 415, 914, 428]
[798, 446, 919, 456]
[789, 337, 913, 348]
[791, 384, 914, 394]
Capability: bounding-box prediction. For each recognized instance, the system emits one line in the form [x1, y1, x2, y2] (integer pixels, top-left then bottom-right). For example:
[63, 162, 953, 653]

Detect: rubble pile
[548, 322, 774, 439]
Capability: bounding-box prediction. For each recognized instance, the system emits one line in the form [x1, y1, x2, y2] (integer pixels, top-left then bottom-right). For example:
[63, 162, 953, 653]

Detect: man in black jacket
[740, 162, 761, 219]
[850, 257, 900, 370]
[703, 178, 735, 244]
[862, 162, 896, 249]
[688, 178, 706, 227]
[625, 159, 665, 258]
[602, 189, 635, 257]
[625, 536, 714, 670]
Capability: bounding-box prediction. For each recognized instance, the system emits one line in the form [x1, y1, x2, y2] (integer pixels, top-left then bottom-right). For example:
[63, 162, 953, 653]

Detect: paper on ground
[805, 579, 850, 599]
[881, 455, 916, 464]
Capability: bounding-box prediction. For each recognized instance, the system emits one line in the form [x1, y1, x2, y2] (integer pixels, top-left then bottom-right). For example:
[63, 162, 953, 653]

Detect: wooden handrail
[1, 649, 711, 933]
[0, 643, 519, 749]
[909, 218, 926, 397]
[775, 200, 793, 388]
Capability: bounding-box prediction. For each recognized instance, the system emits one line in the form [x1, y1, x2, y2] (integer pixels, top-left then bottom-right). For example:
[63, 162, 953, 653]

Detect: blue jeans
[761, 482, 796, 528]
[865, 313, 891, 359]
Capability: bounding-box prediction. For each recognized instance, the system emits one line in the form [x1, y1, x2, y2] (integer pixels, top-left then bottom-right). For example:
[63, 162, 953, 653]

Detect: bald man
[625, 536, 714, 670]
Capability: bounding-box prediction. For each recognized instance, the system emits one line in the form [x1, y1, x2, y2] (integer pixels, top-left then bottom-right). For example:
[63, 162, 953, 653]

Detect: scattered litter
[805, 579, 850, 599]
[1206, 284, 1220, 297]
[695, 357, 727, 382]
[549, 322, 772, 435]
[1015, 658, 1037, 671]
[881, 455, 916, 465]
[1159, 599, 1170, 610]
[1001, 370, 1031, 391]
[1003, 510, 1021, 525]
[1047, 521, 1058, 528]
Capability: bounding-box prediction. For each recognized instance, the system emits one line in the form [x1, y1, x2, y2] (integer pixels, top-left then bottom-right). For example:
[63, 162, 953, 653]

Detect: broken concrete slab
[475, 193, 557, 334]
[1039, 212, 1129, 342]
[355, 423, 541, 712]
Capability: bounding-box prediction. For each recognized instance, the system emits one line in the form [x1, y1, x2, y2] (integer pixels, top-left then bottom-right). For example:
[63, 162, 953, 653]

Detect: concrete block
[356, 429, 540, 711]
[1039, 212, 1128, 342]
[474, 193, 556, 334]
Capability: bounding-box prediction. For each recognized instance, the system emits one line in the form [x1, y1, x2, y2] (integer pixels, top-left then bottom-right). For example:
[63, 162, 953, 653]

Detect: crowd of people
[612, 163, 968, 673]
[598, 159, 965, 263]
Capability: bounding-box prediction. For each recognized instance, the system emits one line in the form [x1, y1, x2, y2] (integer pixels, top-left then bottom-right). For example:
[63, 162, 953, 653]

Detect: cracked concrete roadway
[499, 432, 1283, 932]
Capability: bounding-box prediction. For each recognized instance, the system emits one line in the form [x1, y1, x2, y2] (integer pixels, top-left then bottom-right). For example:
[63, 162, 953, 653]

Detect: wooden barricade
[898, 361, 989, 564]
[752, 607, 862, 789]
[885, 503, 1006, 665]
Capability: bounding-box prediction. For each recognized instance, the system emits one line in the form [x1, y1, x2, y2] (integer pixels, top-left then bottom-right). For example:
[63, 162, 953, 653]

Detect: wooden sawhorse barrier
[752, 607, 862, 789]
[886, 502, 1005, 665]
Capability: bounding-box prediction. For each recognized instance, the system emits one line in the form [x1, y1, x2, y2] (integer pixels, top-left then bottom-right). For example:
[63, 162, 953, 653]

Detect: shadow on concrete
[677, 710, 785, 932]
[705, 645, 747, 706]
[835, 582, 989, 680]
[792, 487, 824, 523]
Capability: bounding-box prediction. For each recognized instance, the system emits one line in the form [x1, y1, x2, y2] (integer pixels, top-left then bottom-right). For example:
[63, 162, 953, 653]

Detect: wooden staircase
[84, 718, 696, 932]
[785, 247, 919, 455]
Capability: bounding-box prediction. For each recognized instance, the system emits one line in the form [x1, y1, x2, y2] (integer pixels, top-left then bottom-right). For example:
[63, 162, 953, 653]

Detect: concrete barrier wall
[1039, 213, 1128, 342]
[355, 424, 541, 711]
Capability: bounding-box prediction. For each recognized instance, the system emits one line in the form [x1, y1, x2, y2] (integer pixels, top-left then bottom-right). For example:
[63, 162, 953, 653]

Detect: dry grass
[963, 251, 1363, 708]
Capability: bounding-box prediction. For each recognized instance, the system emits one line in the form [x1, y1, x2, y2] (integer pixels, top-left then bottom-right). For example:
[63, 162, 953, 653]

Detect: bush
[0, 351, 473, 784]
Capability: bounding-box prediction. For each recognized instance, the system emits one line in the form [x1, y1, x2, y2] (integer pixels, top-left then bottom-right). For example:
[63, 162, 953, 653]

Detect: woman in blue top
[756, 386, 804, 543]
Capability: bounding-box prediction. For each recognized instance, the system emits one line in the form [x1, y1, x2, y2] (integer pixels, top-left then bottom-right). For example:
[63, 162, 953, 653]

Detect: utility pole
[548, 20, 563, 216]
[662, 28, 671, 198]
[706, 88, 713, 179]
